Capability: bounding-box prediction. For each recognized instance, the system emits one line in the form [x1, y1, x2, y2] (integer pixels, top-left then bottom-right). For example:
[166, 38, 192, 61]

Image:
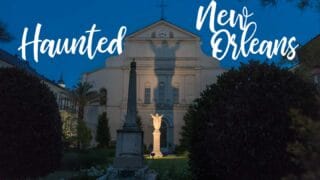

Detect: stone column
[150, 113, 163, 158]
[123, 59, 138, 130]
[105, 59, 156, 180]
[113, 59, 144, 169]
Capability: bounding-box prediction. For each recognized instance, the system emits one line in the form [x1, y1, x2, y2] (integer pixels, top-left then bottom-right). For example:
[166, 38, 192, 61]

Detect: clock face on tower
[157, 29, 169, 38]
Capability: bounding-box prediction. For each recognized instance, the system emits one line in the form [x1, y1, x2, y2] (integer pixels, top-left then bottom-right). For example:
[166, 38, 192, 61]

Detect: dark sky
[0, 0, 319, 88]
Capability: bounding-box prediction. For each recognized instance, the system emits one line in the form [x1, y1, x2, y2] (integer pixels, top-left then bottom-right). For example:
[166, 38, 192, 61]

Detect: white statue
[150, 113, 164, 158]
[150, 113, 163, 131]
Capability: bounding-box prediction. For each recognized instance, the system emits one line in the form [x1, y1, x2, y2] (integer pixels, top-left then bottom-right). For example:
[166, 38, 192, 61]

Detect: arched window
[99, 88, 107, 105]
[144, 82, 151, 104]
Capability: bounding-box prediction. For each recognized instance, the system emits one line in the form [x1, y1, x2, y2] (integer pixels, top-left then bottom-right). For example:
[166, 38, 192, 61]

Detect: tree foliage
[61, 111, 78, 148]
[0, 68, 62, 178]
[71, 81, 97, 148]
[96, 112, 111, 148]
[179, 104, 198, 152]
[295, 35, 320, 83]
[136, 112, 143, 131]
[99, 88, 107, 106]
[183, 61, 319, 180]
[259, 0, 320, 10]
[285, 109, 320, 179]
[77, 120, 92, 149]
[71, 81, 98, 121]
[0, 22, 12, 42]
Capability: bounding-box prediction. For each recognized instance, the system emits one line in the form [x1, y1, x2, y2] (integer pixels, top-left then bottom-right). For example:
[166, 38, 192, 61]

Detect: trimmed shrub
[77, 120, 92, 149]
[185, 62, 319, 180]
[0, 68, 63, 178]
[96, 112, 111, 148]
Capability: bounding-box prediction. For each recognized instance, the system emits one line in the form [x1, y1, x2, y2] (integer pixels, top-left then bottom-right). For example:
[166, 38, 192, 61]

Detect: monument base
[97, 129, 158, 179]
[97, 166, 157, 180]
[113, 129, 144, 168]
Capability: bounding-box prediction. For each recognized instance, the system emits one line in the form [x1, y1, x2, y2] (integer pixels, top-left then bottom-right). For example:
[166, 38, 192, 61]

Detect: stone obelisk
[100, 60, 156, 180]
[113, 59, 144, 168]
[150, 114, 163, 158]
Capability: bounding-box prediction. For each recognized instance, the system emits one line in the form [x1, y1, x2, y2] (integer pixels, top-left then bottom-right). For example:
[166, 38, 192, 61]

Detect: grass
[60, 148, 114, 171]
[43, 148, 114, 179]
[146, 155, 191, 180]
[44, 148, 190, 179]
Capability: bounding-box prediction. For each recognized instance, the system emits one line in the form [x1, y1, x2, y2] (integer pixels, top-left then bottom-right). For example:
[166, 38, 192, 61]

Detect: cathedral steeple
[158, 0, 167, 20]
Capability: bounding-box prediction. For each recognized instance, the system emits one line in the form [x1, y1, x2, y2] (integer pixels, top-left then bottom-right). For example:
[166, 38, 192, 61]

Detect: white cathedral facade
[83, 20, 225, 152]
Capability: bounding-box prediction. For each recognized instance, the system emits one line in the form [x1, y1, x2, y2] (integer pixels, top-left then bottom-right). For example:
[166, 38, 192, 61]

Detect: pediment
[126, 20, 199, 40]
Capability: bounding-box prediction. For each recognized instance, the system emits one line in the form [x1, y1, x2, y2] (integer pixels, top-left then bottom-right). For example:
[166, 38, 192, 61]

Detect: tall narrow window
[99, 88, 107, 105]
[144, 88, 151, 104]
[58, 94, 63, 110]
[173, 87, 179, 104]
[159, 82, 165, 104]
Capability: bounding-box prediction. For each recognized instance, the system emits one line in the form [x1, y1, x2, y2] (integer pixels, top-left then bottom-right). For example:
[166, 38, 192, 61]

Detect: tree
[71, 81, 98, 148]
[136, 112, 143, 131]
[60, 111, 78, 148]
[77, 119, 92, 149]
[0, 68, 62, 178]
[0, 22, 12, 42]
[96, 112, 111, 148]
[284, 109, 320, 179]
[258, 0, 320, 10]
[99, 88, 107, 106]
[295, 35, 320, 82]
[184, 61, 319, 180]
[71, 82, 98, 122]
[179, 104, 198, 152]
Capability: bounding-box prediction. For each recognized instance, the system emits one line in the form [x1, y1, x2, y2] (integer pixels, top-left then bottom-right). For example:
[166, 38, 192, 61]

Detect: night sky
[0, 0, 319, 88]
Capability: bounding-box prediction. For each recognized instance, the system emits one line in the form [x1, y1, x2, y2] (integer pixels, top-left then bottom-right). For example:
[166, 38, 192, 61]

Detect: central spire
[123, 59, 138, 130]
[158, 0, 167, 20]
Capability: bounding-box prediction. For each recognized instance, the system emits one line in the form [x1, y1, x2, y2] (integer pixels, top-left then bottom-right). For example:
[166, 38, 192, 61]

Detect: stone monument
[113, 59, 144, 169]
[99, 60, 156, 180]
[150, 114, 163, 158]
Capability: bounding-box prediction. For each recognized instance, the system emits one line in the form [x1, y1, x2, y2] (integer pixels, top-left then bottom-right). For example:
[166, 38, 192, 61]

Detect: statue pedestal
[151, 131, 163, 158]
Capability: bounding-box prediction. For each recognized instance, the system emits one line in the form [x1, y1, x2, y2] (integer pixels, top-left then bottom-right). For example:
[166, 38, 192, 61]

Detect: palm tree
[71, 81, 98, 122]
[0, 22, 12, 42]
[71, 81, 99, 148]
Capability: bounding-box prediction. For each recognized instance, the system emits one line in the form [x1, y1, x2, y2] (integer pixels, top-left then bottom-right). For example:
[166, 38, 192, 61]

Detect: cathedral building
[83, 20, 225, 152]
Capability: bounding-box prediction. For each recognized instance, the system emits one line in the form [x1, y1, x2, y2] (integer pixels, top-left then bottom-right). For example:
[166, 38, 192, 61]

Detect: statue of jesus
[150, 113, 164, 158]
[151, 113, 163, 131]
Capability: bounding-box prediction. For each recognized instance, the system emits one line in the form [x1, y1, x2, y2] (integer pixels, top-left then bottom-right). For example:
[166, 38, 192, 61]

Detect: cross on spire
[158, 0, 167, 20]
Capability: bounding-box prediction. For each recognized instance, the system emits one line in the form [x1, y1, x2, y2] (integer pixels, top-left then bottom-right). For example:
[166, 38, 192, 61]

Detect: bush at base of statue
[0, 68, 63, 178]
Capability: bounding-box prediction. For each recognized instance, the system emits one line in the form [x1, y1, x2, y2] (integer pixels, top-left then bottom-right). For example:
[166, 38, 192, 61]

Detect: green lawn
[146, 155, 191, 180]
[44, 148, 190, 180]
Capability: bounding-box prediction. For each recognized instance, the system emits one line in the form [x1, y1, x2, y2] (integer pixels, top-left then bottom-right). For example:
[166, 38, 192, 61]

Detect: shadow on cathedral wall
[149, 40, 180, 153]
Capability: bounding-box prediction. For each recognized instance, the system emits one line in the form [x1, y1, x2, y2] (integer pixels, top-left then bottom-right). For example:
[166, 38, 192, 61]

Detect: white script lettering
[196, 0, 299, 61]
[18, 23, 127, 62]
